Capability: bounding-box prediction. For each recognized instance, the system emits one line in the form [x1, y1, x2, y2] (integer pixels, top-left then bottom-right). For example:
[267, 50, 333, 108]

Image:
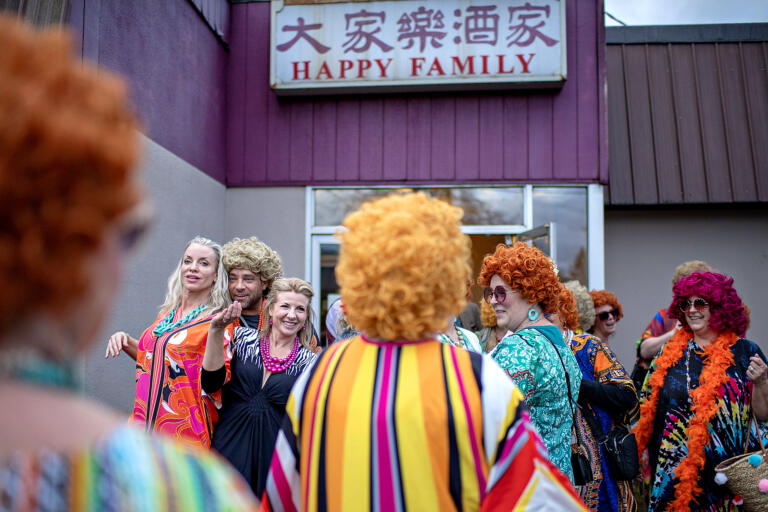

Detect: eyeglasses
[483, 286, 510, 304]
[597, 309, 620, 321]
[679, 298, 709, 312]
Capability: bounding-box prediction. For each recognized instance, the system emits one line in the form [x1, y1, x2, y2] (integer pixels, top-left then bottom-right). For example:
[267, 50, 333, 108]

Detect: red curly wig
[668, 271, 748, 337]
[477, 242, 561, 315]
[557, 284, 580, 331]
[0, 17, 140, 337]
[588, 290, 624, 320]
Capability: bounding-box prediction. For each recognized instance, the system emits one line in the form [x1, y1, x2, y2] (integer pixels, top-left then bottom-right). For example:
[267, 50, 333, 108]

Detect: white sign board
[270, 0, 566, 95]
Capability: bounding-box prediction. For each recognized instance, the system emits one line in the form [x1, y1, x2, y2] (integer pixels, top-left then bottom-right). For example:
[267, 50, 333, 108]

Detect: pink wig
[668, 272, 747, 337]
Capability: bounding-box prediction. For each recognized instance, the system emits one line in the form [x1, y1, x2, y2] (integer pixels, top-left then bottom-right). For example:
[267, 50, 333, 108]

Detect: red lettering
[357, 59, 372, 78]
[339, 60, 354, 79]
[292, 61, 310, 81]
[480, 55, 489, 75]
[497, 55, 515, 74]
[427, 58, 446, 76]
[410, 57, 426, 76]
[451, 56, 474, 75]
[315, 61, 333, 80]
[375, 58, 393, 78]
[517, 53, 535, 74]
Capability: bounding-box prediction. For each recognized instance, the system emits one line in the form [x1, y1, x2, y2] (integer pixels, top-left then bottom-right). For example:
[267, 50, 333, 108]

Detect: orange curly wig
[0, 17, 140, 337]
[588, 290, 623, 320]
[556, 284, 580, 331]
[477, 242, 561, 315]
[336, 192, 470, 340]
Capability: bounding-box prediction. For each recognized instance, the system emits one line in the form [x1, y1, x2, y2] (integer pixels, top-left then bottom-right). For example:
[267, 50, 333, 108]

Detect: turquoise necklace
[0, 348, 79, 391]
[153, 304, 208, 338]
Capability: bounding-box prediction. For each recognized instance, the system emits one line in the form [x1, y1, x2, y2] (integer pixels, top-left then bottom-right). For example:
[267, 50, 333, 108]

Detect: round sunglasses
[679, 298, 709, 312]
[483, 286, 511, 304]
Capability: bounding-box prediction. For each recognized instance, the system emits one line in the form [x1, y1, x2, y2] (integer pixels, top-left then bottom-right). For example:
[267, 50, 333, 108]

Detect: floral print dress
[490, 325, 582, 483]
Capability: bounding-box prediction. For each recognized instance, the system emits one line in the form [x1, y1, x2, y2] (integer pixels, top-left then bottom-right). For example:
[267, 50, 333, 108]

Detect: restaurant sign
[270, 0, 566, 95]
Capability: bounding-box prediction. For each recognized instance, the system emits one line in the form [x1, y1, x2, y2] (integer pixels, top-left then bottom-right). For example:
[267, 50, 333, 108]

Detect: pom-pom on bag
[714, 411, 768, 511]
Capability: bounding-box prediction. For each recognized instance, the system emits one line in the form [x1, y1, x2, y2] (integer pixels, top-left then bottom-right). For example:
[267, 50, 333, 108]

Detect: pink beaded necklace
[260, 331, 300, 373]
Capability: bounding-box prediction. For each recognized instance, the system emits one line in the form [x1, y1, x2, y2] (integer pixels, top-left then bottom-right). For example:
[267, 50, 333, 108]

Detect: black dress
[202, 326, 316, 496]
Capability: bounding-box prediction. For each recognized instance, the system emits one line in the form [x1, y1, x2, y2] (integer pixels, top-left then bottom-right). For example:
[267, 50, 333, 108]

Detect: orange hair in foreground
[477, 242, 561, 315]
[0, 16, 140, 337]
[336, 192, 470, 340]
[557, 284, 580, 331]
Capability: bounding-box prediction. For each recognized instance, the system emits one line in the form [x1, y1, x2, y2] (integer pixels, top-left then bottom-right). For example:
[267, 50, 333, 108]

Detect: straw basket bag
[714, 412, 768, 511]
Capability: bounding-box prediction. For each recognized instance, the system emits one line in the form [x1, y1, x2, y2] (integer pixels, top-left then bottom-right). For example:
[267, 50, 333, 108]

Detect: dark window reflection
[315, 187, 524, 226]
[532, 187, 588, 286]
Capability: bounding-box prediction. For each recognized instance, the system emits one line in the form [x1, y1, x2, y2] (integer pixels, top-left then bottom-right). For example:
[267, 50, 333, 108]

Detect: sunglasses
[597, 309, 620, 321]
[679, 298, 709, 312]
[483, 286, 510, 304]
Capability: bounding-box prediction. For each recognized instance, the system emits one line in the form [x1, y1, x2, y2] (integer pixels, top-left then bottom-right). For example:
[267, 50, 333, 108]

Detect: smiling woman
[634, 271, 768, 511]
[105, 236, 232, 448]
[202, 277, 317, 496]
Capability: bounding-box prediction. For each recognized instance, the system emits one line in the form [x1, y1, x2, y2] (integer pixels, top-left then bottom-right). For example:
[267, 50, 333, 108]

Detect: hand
[747, 355, 768, 385]
[211, 301, 242, 329]
[105, 331, 131, 358]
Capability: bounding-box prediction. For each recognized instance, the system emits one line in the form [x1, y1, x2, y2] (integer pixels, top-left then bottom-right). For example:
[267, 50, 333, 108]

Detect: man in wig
[262, 192, 586, 511]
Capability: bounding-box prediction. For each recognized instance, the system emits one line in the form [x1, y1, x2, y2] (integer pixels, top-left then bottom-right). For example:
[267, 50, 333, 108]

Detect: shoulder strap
[532, 327, 585, 446]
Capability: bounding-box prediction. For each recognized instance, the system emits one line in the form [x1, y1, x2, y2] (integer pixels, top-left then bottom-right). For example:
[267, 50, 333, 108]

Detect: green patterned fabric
[490, 325, 581, 483]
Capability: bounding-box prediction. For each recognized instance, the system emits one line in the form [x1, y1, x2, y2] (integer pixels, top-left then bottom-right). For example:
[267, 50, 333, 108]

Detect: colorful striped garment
[570, 333, 639, 512]
[262, 335, 587, 512]
[130, 310, 233, 449]
[0, 425, 257, 511]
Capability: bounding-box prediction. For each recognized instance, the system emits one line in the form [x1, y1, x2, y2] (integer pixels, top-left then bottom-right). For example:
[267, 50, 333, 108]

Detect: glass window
[314, 187, 524, 226]
[532, 187, 588, 285]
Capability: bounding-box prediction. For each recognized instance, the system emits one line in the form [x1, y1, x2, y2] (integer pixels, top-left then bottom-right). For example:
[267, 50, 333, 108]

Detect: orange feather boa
[633, 329, 737, 511]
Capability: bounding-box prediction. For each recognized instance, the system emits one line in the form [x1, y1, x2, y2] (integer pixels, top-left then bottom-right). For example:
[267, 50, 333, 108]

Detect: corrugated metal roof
[606, 24, 768, 205]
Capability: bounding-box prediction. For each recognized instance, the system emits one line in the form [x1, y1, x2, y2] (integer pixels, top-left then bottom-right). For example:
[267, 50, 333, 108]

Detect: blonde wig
[564, 280, 595, 332]
[222, 237, 283, 291]
[336, 192, 470, 341]
[159, 237, 230, 316]
[672, 260, 712, 286]
[261, 277, 315, 348]
[480, 299, 498, 328]
[0, 17, 141, 337]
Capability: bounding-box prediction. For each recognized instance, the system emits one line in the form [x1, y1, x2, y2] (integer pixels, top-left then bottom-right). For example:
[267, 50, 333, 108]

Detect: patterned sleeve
[262, 355, 319, 511]
[496, 334, 538, 400]
[479, 356, 587, 511]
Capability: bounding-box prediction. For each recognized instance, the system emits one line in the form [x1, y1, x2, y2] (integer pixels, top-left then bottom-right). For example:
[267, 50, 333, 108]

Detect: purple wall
[228, 1, 607, 186]
[69, 0, 229, 182]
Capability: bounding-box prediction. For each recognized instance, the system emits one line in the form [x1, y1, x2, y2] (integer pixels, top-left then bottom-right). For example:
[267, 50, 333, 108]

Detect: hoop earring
[527, 308, 539, 321]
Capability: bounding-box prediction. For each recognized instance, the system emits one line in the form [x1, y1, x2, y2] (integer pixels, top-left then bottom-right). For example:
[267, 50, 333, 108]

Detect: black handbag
[581, 402, 640, 481]
[601, 425, 640, 481]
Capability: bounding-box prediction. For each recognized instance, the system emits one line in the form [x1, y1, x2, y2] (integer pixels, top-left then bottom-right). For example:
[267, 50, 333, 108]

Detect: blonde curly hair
[336, 192, 470, 340]
[222, 237, 283, 287]
[672, 260, 711, 286]
[564, 280, 595, 332]
[480, 299, 497, 328]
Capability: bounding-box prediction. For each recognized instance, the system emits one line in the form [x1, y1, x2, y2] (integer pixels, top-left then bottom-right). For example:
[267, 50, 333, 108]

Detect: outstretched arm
[105, 331, 139, 360]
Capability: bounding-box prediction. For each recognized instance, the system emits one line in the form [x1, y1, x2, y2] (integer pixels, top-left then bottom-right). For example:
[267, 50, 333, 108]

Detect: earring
[527, 308, 539, 321]
[269, 318, 273, 326]
[301, 325, 306, 331]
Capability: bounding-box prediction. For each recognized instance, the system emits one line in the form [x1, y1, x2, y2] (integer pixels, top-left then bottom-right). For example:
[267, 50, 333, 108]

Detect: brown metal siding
[607, 39, 768, 205]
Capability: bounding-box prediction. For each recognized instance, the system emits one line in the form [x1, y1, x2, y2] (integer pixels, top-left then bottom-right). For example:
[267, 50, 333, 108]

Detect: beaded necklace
[153, 304, 208, 338]
[440, 327, 468, 350]
[260, 332, 300, 374]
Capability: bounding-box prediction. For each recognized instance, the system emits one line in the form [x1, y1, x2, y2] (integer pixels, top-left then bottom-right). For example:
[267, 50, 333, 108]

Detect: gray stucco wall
[604, 208, 768, 372]
[83, 136, 226, 411]
[224, 187, 307, 279]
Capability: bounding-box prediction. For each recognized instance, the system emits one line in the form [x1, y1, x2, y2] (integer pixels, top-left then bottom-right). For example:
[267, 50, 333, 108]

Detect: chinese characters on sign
[271, 0, 565, 94]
